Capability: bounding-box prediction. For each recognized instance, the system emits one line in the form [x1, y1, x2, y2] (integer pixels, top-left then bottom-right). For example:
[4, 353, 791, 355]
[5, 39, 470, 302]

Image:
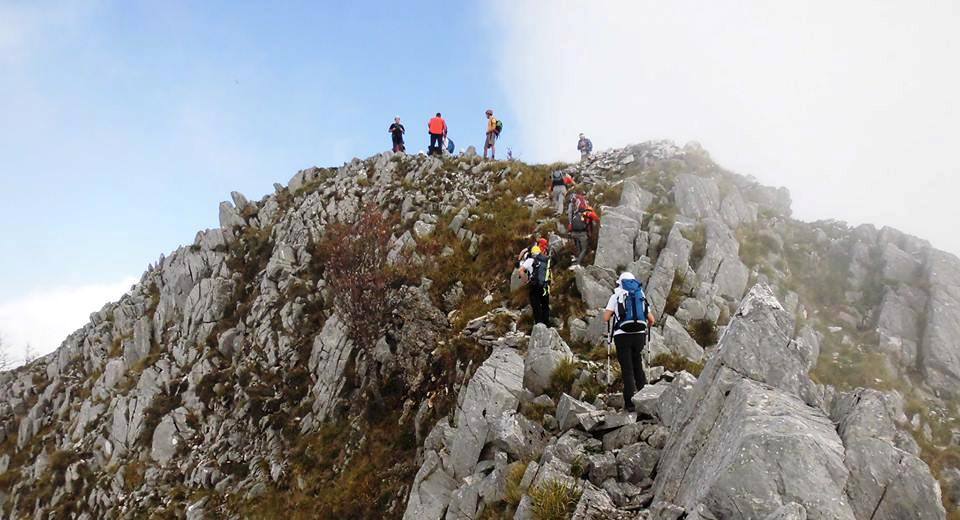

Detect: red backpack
[573, 193, 589, 211]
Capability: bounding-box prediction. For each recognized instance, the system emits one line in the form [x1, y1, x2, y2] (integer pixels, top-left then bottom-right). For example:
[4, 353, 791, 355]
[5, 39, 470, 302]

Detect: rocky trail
[0, 141, 957, 519]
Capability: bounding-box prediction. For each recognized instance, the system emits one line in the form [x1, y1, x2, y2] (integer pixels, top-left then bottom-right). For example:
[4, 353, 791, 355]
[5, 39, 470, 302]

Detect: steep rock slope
[0, 141, 957, 519]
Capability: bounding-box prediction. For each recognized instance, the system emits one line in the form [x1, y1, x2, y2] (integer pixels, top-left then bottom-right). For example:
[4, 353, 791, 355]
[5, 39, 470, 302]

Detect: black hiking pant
[429, 133, 443, 155]
[529, 284, 550, 326]
[614, 333, 647, 410]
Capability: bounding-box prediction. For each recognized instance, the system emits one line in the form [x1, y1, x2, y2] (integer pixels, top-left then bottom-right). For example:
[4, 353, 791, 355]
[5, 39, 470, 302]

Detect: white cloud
[492, 0, 960, 255]
[0, 277, 137, 367]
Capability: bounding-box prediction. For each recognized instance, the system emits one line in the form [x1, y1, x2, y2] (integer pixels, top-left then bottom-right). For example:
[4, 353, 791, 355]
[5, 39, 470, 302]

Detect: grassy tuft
[651, 353, 704, 377]
[546, 358, 579, 399]
[687, 319, 718, 347]
[530, 480, 581, 520]
[504, 462, 529, 508]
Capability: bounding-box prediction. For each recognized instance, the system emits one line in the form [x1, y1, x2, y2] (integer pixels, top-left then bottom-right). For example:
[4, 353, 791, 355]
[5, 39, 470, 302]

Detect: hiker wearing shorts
[484, 109, 498, 160]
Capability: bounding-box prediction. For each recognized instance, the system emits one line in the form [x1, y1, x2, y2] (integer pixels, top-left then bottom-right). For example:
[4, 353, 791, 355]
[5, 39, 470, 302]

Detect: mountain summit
[0, 141, 957, 519]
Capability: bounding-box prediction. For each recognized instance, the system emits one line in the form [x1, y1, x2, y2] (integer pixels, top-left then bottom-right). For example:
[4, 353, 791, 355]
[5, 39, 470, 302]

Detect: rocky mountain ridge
[0, 140, 957, 519]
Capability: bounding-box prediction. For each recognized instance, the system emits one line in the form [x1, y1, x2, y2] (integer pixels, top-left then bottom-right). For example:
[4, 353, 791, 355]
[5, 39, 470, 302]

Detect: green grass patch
[530, 480, 582, 520]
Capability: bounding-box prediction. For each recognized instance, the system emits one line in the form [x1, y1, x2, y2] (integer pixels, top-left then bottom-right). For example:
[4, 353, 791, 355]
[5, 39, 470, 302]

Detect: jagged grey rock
[661, 316, 704, 363]
[763, 503, 807, 520]
[653, 283, 943, 519]
[645, 226, 693, 318]
[673, 174, 720, 219]
[919, 249, 960, 398]
[631, 381, 670, 419]
[555, 394, 596, 432]
[619, 179, 654, 214]
[617, 442, 660, 483]
[309, 314, 354, 422]
[524, 324, 573, 395]
[694, 219, 749, 301]
[574, 265, 616, 309]
[490, 411, 548, 461]
[595, 207, 641, 270]
[404, 450, 458, 520]
[448, 347, 523, 479]
[657, 371, 697, 428]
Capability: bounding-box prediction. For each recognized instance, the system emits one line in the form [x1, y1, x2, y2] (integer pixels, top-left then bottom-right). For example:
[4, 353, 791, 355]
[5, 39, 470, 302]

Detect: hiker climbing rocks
[603, 272, 655, 413]
[428, 113, 447, 156]
[548, 170, 575, 215]
[389, 116, 406, 153]
[519, 241, 552, 327]
[484, 109, 501, 160]
[577, 133, 593, 162]
[568, 192, 600, 264]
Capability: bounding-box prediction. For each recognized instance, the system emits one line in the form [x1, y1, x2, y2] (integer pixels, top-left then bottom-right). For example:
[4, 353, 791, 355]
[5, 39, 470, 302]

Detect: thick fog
[492, 0, 959, 255]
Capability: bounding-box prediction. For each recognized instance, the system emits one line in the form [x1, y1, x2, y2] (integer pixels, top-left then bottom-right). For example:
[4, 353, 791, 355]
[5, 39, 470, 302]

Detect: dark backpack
[531, 254, 551, 287]
[571, 209, 588, 232]
[551, 171, 565, 186]
[495, 119, 503, 136]
[615, 279, 648, 334]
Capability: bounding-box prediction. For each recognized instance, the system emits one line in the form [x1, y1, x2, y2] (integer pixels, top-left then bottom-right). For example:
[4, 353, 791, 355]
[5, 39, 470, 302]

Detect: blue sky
[2, 1, 958, 361]
[1, 1, 515, 301]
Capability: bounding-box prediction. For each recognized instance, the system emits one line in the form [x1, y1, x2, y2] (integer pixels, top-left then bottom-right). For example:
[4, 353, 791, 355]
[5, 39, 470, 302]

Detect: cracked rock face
[652, 284, 946, 519]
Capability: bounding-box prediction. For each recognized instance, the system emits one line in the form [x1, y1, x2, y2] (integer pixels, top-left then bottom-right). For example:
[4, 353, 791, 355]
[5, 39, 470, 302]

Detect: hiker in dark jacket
[603, 272, 656, 412]
[519, 239, 552, 326]
[389, 117, 405, 153]
[577, 133, 593, 162]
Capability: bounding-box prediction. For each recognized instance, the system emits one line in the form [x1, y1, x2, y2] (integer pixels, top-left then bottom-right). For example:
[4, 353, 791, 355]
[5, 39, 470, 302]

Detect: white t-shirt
[520, 257, 535, 275]
[605, 288, 646, 336]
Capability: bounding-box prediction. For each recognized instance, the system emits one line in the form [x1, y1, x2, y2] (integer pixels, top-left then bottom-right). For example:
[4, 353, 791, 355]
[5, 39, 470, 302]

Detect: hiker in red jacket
[428, 113, 447, 156]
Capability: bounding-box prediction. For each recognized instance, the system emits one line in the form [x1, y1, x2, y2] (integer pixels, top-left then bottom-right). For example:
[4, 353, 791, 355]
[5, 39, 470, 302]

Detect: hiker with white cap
[603, 272, 656, 412]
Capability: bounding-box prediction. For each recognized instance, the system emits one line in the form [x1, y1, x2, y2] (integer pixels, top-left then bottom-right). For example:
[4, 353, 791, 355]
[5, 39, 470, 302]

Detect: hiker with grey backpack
[603, 272, 656, 413]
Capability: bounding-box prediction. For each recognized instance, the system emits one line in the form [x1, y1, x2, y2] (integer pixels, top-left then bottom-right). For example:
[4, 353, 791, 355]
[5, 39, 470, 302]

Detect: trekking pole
[605, 320, 612, 387]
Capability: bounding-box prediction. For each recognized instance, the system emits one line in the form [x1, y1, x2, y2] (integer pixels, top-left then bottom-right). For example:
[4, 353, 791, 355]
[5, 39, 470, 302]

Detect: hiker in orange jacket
[428, 113, 447, 156]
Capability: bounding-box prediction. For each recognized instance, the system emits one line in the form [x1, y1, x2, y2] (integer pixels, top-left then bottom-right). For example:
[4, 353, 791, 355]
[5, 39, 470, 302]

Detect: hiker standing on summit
[603, 272, 656, 413]
[484, 109, 499, 160]
[577, 133, 593, 162]
[427, 113, 447, 156]
[389, 117, 405, 153]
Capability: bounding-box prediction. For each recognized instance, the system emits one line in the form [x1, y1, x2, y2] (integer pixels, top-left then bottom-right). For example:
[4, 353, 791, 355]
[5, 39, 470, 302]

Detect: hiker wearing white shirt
[603, 272, 656, 413]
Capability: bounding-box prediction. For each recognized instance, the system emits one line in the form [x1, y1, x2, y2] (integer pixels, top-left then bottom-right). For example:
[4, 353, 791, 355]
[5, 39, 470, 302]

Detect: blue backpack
[615, 279, 648, 334]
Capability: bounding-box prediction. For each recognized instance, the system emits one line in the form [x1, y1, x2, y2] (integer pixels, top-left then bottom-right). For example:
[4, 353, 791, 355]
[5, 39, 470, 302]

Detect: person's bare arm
[647, 311, 656, 326]
[603, 309, 614, 323]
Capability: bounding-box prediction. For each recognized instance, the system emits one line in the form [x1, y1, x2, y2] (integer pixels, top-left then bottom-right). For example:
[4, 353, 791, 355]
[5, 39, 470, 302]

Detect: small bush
[687, 319, 718, 347]
[547, 358, 579, 398]
[137, 391, 182, 447]
[682, 224, 707, 269]
[530, 480, 581, 520]
[651, 353, 704, 377]
[504, 462, 529, 507]
[570, 456, 586, 480]
[319, 206, 403, 349]
[663, 272, 687, 316]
